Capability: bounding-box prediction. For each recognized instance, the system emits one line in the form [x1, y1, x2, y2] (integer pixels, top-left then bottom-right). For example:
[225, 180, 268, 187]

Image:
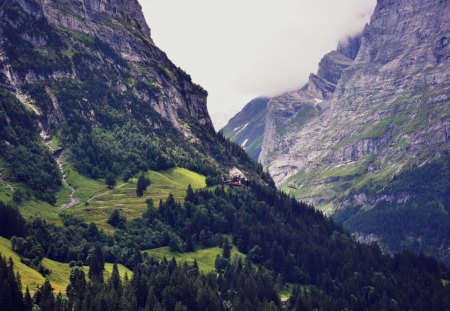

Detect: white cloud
[140, 0, 376, 129]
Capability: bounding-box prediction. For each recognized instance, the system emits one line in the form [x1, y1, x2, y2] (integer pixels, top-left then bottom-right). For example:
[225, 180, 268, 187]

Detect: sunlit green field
[144, 245, 245, 274]
[0, 236, 46, 292]
[0, 236, 131, 294]
[67, 168, 206, 233]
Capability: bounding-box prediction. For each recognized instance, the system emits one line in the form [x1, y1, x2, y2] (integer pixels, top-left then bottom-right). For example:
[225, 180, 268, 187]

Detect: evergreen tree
[136, 174, 151, 197]
[35, 279, 55, 311]
[107, 210, 125, 228]
[24, 287, 33, 311]
[109, 263, 122, 294]
[88, 244, 105, 282]
[105, 173, 117, 189]
[223, 238, 231, 259]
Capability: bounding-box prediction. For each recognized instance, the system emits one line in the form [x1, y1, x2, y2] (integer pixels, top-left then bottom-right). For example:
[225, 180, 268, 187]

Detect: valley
[0, 0, 450, 310]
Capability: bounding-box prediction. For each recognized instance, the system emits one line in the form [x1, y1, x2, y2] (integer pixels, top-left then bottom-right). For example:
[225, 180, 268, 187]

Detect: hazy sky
[140, 0, 376, 129]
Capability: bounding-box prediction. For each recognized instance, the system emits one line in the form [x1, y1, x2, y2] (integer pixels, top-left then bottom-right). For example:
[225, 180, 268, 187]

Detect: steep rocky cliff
[226, 0, 450, 263]
[1, 0, 212, 135]
[223, 37, 360, 161]
[0, 0, 269, 204]
[222, 97, 269, 159]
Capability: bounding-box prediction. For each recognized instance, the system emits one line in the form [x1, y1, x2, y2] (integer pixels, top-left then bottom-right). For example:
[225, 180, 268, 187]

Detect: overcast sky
[140, 0, 376, 129]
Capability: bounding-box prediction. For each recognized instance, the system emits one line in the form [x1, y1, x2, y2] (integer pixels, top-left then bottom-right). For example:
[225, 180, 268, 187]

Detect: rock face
[259, 38, 358, 173]
[264, 0, 450, 192]
[0, 0, 272, 205]
[1, 0, 213, 137]
[222, 97, 270, 159]
[226, 0, 450, 263]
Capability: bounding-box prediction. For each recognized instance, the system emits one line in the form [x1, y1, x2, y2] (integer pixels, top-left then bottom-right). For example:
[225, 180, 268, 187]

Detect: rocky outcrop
[222, 97, 269, 159]
[226, 0, 450, 262]
[259, 43, 357, 167]
[261, 0, 450, 191]
[1, 0, 213, 137]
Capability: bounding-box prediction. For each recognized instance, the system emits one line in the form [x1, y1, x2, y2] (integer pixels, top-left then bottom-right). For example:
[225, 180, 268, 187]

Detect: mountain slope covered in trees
[225, 0, 450, 264]
[0, 0, 450, 310]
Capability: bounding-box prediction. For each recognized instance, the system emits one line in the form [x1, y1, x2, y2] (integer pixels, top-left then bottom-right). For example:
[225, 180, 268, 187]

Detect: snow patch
[241, 138, 249, 148]
[235, 123, 249, 135]
[314, 98, 323, 106]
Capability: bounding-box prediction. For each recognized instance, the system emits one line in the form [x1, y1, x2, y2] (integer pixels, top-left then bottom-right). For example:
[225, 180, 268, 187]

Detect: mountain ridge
[225, 0, 450, 264]
[1, 0, 450, 310]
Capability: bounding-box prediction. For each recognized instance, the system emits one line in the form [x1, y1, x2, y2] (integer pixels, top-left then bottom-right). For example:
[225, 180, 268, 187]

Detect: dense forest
[336, 153, 450, 265]
[1, 1, 450, 310]
[1, 183, 450, 310]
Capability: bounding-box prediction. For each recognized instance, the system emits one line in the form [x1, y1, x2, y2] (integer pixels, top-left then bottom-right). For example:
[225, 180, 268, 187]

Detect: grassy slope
[0, 236, 131, 294]
[67, 168, 206, 233]
[144, 246, 245, 274]
[2, 150, 206, 233]
[0, 236, 45, 291]
[42, 258, 132, 293]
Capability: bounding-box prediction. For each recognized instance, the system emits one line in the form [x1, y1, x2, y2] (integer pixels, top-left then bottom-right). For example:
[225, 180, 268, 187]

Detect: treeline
[0, 201, 26, 239]
[339, 152, 450, 265]
[0, 89, 61, 204]
[4, 181, 450, 309]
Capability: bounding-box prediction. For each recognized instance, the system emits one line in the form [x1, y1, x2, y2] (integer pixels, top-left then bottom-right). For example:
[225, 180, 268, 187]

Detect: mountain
[0, 0, 270, 205]
[225, 0, 450, 264]
[1, 0, 450, 310]
[222, 97, 269, 159]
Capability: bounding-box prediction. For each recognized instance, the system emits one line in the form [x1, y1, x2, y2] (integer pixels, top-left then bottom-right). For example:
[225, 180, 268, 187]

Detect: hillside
[1, 0, 450, 310]
[0, 236, 131, 294]
[225, 0, 450, 264]
[222, 97, 269, 159]
[0, 0, 270, 210]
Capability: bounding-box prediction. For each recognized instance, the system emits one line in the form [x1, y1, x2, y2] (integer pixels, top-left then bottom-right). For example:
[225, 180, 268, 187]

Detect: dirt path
[41, 131, 79, 209]
[54, 151, 79, 209]
[85, 180, 129, 204]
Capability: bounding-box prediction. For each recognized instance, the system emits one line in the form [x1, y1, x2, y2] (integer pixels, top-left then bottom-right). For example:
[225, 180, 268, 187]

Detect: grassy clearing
[278, 284, 314, 301]
[144, 245, 245, 274]
[0, 236, 46, 291]
[63, 154, 106, 203]
[0, 182, 13, 202]
[0, 237, 132, 294]
[42, 259, 132, 294]
[16, 180, 72, 226]
[67, 168, 206, 233]
[19, 199, 64, 226]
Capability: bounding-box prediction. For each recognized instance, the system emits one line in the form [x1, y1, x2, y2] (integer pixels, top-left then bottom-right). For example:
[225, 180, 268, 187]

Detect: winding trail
[53, 149, 79, 209]
[41, 132, 79, 209]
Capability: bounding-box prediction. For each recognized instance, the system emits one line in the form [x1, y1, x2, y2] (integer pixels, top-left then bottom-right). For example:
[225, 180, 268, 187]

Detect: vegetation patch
[144, 245, 245, 274]
[67, 168, 206, 232]
[0, 236, 46, 291]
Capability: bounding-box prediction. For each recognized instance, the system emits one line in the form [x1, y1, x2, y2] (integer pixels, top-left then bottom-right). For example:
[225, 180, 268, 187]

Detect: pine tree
[67, 267, 87, 311]
[108, 264, 122, 294]
[119, 281, 137, 311]
[223, 238, 231, 259]
[136, 174, 151, 197]
[186, 184, 194, 202]
[145, 287, 158, 311]
[36, 279, 55, 311]
[24, 287, 33, 311]
[105, 173, 117, 189]
[89, 244, 105, 282]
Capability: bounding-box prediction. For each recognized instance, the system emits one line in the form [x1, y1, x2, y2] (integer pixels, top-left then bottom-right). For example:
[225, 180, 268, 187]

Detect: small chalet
[223, 168, 250, 188]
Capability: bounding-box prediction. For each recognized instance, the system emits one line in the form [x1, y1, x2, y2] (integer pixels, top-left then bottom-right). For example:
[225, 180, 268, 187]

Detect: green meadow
[144, 245, 245, 274]
[0, 236, 131, 294]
